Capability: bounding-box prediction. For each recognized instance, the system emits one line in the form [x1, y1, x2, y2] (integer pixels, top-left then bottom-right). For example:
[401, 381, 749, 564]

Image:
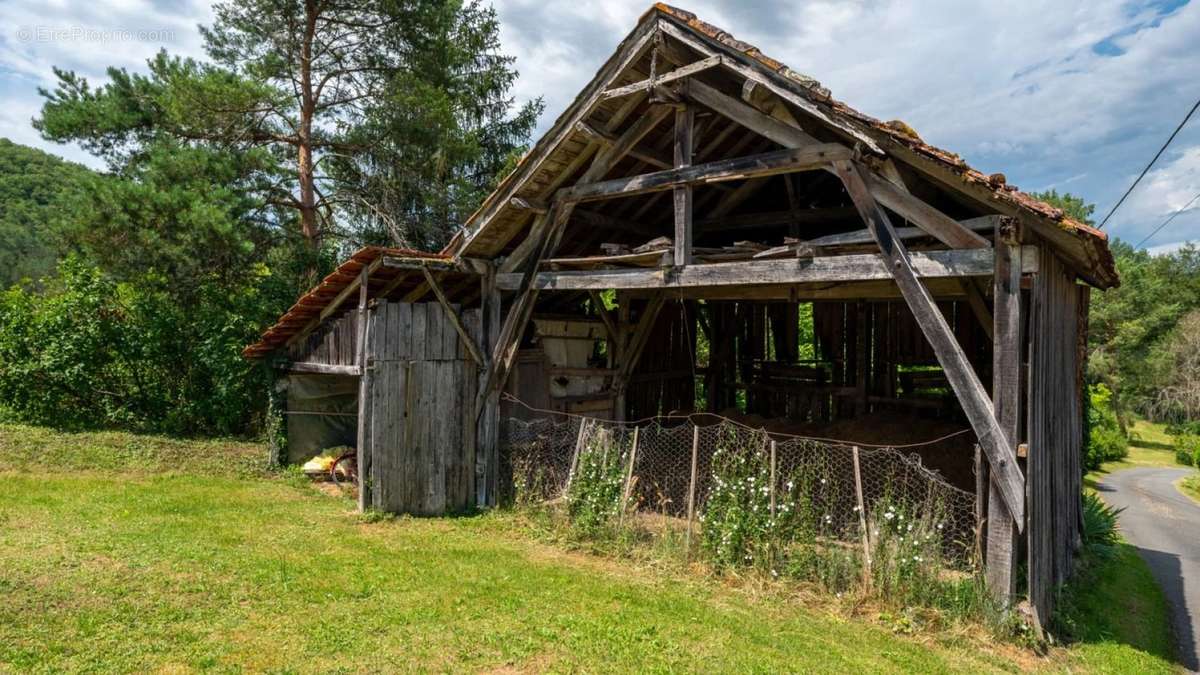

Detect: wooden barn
[244, 4, 1117, 625]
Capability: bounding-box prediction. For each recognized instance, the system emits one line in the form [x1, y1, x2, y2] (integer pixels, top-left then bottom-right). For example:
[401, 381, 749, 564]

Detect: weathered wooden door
[364, 301, 479, 515]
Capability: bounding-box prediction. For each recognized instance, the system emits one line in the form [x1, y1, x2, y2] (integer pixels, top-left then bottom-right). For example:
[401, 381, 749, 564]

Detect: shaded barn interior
[244, 4, 1116, 634]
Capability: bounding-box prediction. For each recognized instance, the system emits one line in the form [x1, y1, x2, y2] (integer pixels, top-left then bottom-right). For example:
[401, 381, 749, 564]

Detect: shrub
[1081, 492, 1123, 560]
[1084, 384, 1127, 471]
[0, 257, 282, 436]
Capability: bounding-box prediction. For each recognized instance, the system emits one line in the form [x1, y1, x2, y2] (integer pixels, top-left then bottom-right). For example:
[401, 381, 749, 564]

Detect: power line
[1134, 190, 1200, 250]
[1098, 96, 1200, 230]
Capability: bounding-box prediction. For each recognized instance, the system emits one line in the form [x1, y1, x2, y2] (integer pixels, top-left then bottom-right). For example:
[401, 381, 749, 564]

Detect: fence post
[564, 417, 590, 496]
[685, 424, 700, 553]
[974, 443, 987, 562]
[769, 439, 778, 519]
[852, 445, 872, 587]
[620, 426, 640, 523]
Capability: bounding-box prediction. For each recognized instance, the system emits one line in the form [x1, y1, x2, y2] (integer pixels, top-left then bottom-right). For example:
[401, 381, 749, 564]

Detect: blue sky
[2, 0, 1197, 252]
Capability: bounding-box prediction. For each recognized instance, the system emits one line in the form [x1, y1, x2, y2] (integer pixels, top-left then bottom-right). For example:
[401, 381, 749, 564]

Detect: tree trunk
[297, 0, 320, 283]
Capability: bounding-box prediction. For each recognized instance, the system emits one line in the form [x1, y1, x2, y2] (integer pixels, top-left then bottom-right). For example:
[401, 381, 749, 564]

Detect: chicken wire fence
[501, 412, 979, 566]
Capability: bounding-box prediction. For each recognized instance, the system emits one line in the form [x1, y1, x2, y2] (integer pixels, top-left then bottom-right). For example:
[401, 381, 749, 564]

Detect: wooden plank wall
[286, 312, 358, 365]
[625, 300, 698, 419]
[366, 301, 480, 515]
[1027, 248, 1083, 628]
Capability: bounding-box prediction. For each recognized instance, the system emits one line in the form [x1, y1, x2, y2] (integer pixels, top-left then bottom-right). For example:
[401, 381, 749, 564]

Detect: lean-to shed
[245, 4, 1117, 628]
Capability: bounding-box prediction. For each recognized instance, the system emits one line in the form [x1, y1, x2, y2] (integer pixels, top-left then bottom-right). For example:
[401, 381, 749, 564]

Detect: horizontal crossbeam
[496, 245, 1037, 291]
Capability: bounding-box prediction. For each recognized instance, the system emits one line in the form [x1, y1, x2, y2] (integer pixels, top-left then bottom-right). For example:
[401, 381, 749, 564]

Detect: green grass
[1069, 417, 1185, 673]
[1179, 474, 1200, 505]
[1052, 544, 1178, 674]
[0, 423, 1181, 672]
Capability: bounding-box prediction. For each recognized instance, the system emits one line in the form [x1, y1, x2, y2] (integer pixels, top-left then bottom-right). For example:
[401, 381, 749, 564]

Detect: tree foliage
[0, 139, 92, 286]
[5, 0, 538, 437]
[37, 0, 541, 262]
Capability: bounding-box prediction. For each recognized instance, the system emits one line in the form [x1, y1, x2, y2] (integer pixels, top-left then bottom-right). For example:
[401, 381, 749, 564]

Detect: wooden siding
[1026, 248, 1084, 629]
[286, 311, 359, 365]
[365, 301, 480, 515]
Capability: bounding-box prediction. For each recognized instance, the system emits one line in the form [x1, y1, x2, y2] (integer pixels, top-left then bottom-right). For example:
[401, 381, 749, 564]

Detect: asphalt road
[1097, 467, 1200, 672]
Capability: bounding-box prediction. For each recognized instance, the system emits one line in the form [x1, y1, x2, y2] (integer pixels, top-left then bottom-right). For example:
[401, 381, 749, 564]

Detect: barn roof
[445, 3, 1116, 287]
[245, 3, 1118, 360]
[242, 247, 455, 358]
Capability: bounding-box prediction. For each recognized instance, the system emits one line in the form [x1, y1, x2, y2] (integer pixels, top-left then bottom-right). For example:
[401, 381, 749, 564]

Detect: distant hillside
[0, 139, 94, 286]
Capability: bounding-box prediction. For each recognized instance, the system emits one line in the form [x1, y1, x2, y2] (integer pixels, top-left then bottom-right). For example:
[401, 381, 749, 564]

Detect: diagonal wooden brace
[834, 159, 1025, 530]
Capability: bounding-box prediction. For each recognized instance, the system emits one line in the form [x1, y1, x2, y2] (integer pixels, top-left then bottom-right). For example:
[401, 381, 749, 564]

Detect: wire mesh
[501, 412, 978, 565]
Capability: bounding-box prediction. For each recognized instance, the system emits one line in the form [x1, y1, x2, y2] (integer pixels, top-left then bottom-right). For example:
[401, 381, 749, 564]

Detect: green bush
[1173, 434, 1199, 467]
[1084, 384, 1127, 471]
[0, 257, 279, 436]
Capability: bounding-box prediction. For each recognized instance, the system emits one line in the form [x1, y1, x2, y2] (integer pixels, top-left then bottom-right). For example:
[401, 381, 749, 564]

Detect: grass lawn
[0, 424, 1181, 672]
[1180, 474, 1200, 504]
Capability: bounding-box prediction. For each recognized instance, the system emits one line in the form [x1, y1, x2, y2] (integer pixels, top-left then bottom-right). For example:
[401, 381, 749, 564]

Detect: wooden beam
[559, 143, 851, 204]
[613, 294, 667, 391]
[476, 265, 501, 507]
[496, 246, 1038, 291]
[375, 270, 415, 300]
[421, 267, 485, 367]
[475, 203, 575, 418]
[863, 171, 990, 249]
[456, 20, 658, 254]
[833, 158, 1024, 529]
[354, 265, 372, 512]
[498, 212, 549, 275]
[673, 105, 694, 266]
[656, 18, 883, 153]
[960, 278, 994, 341]
[623, 277, 975, 302]
[575, 121, 672, 169]
[285, 362, 361, 376]
[987, 219, 1023, 602]
[601, 54, 723, 99]
[588, 290, 620, 345]
[580, 105, 674, 184]
[680, 78, 988, 250]
[510, 197, 548, 214]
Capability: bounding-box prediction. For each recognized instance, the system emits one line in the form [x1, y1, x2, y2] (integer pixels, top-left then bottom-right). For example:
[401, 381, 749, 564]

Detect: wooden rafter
[679, 78, 990, 250]
[559, 143, 851, 203]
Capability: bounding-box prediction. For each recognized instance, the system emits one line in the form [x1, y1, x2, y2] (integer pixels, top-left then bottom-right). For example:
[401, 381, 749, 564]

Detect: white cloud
[2, 0, 1198, 249]
[487, 0, 1200, 246]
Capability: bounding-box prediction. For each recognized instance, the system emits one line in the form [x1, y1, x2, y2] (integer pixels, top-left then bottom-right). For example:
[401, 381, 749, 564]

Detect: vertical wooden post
[620, 426, 640, 522]
[987, 219, 1022, 605]
[476, 264, 502, 508]
[854, 301, 868, 417]
[355, 266, 372, 512]
[852, 446, 872, 586]
[614, 292, 631, 422]
[565, 417, 590, 496]
[769, 440, 778, 519]
[685, 424, 700, 551]
[975, 443, 988, 561]
[673, 103, 694, 266]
